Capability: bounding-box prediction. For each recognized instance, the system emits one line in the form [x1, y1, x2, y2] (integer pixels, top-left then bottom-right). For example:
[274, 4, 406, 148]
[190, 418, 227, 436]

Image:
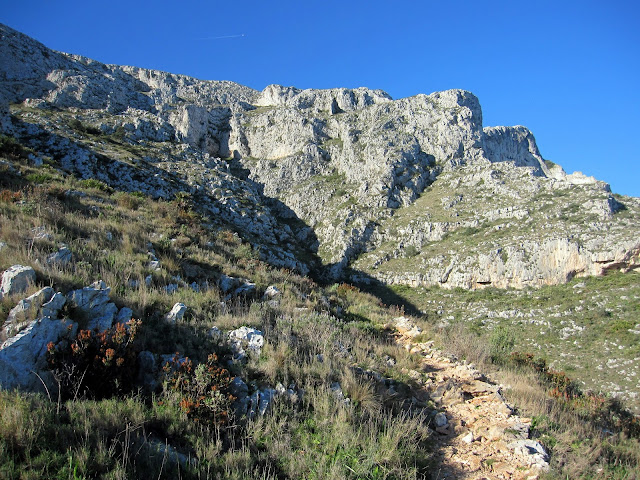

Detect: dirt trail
[392, 317, 548, 480]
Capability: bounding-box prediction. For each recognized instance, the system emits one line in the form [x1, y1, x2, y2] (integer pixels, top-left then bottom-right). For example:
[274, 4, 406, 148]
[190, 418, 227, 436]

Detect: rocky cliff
[1, 23, 638, 289]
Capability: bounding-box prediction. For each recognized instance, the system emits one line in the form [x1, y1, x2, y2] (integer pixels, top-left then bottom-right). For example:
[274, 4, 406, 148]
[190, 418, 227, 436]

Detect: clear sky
[2, 0, 639, 196]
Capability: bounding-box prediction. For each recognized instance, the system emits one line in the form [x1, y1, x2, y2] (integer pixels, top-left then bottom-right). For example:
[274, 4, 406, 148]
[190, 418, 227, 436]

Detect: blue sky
[2, 0, 639, 196]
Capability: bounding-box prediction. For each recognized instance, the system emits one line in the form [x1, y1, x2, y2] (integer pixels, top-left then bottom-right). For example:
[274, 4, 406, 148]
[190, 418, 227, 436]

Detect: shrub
[77, 178, 113, 193]
[47, 319, 142, 400]
[403, 245, 419, 258]
[0, 189, 22, 203]
[25, 172, 54, 184]
[114, 191, 143, 210]
[489, 325, 515, 365]
[0, 134, 30, 160]
[336, 283, 360, 299]
[162, 353, 234, 426]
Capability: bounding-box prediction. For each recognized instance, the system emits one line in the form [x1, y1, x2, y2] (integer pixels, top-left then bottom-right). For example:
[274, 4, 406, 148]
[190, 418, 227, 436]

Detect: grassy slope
[387, 272, 640, 413]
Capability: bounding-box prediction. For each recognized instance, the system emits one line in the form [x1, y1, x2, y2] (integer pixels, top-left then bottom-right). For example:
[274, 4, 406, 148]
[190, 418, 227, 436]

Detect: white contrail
[200, 34, 246, 40]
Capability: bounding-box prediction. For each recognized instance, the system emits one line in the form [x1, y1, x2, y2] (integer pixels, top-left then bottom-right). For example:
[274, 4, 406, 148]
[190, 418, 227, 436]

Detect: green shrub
[0, 134, 31, 160]
[25, 172, 54, 184]
[403, 245, 419, 258]
[78, 178, 113, 193]
[489, 325, 515, 365]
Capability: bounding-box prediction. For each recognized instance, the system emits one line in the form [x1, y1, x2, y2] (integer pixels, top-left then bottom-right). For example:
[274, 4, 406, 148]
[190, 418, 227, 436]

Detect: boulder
[433, 412, 448, 428]
[137, 350, 158, 392]
[1, 265, 36, 297]
[66, 280, 118, 331]
[115, 307, 134, 324]
[262, 285, 281, 299]
[164, 303, 187, 323]
[219, 274, 241, 294]
[509, 439, 549, 469]
[229, 326, 264, 362]
[0, 316, 77, 391]
[46, 247, 72, 266]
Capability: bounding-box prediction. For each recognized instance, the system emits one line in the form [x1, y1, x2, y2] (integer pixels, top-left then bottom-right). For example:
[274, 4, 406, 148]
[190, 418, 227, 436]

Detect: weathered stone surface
[229, 327, 264, 362]
[262, 285, 281, 299]
[0, 316, 77, 391]
[115, 307, 133, 324]
[46, 247, 72, 265]
[1, 265, 36, 297]
[2, 287, 65, 339]
[164, 302, 187, 323]
[66, 280, 118, 331]
[509, 439, 549, 469]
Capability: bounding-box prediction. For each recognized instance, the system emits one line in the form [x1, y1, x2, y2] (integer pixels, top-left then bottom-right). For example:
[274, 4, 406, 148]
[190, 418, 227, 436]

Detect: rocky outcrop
[66, 280, 119, 331]
[0, 279, 137, 393]
[229, 326, 264, 363]
[1, 286, 65, 340]
[483, 125, 546, 175]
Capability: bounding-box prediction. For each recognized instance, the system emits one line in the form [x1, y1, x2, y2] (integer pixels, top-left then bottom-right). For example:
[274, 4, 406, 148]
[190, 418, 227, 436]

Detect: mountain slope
[1, 22, 638, 290]
[1, 23, 640, 479]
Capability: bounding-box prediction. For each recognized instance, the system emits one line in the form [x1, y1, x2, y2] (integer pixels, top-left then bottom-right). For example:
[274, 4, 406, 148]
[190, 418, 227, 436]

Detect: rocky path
[391, 318, 549, 480]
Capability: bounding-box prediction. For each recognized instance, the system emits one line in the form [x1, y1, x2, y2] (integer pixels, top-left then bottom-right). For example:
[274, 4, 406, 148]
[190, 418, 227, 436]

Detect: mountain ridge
[1, 22, 638, 289]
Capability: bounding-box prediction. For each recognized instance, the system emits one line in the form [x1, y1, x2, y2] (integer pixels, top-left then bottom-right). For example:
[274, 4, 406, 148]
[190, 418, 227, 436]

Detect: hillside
[1, 23, 640, 479]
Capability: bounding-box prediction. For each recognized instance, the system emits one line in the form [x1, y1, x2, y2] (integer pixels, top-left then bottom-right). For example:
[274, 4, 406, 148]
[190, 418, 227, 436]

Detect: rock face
[1, 22, 639, 289]
[2, 286, 64, 339]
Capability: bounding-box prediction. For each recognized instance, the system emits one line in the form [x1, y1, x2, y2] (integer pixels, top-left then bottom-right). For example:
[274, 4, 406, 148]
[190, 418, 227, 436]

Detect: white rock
[1, 265, 36, 297]
[208, 326, 224, 341]
[262, 285, 281, 299]
[46, 247, 72, 265]
[462, 431, 475, 443]
[66, 280, 118, 332]
[164, 302, 187, 323]
[229, 326, 264, 361]
[509, 439, 549, 468]
[3, 287, 64, 338]
[433, 412, 448, 428]
[219, 274, 241, 294]
[0, 316, 77, 391]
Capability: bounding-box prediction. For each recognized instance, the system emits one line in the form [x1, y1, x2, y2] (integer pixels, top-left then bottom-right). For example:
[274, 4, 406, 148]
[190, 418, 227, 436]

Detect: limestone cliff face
[1, 22, 639, 288]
